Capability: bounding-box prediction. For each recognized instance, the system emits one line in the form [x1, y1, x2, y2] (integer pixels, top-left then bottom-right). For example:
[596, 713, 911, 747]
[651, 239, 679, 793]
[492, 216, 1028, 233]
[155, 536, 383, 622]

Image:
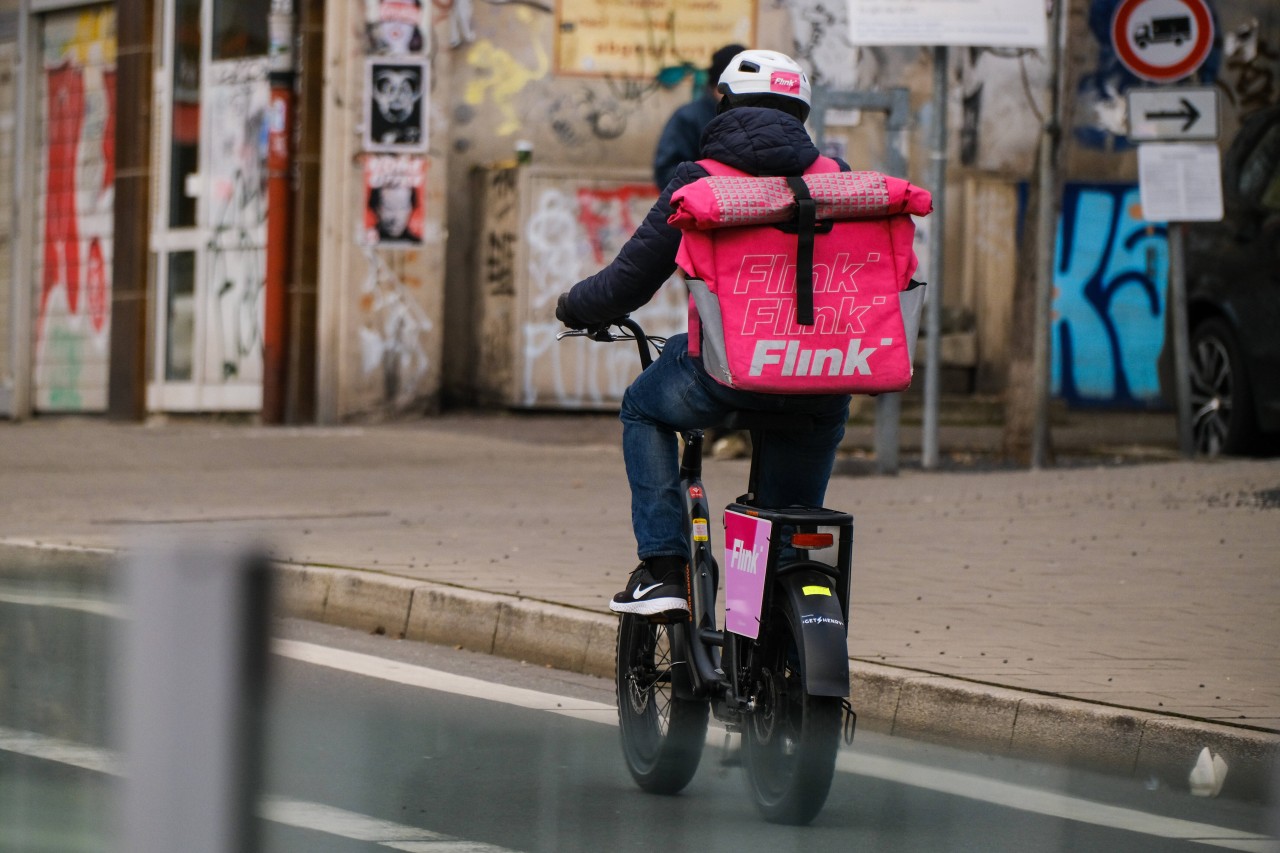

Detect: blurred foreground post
[118, 540, 272, 853]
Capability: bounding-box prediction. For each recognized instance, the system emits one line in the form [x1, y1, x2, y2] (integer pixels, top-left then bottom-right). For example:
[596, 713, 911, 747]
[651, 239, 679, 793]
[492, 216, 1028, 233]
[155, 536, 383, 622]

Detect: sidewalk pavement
[1, 409, 1277, 800]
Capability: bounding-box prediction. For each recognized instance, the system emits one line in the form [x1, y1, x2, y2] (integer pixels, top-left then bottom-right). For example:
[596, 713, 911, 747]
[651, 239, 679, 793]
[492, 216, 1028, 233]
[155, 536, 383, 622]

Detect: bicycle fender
[777, 569, 850, 697]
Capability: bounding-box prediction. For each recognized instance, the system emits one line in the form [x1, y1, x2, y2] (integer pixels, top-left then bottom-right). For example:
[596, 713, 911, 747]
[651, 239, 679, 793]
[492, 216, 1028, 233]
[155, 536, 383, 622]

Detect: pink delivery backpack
[668, 157, 932, 395]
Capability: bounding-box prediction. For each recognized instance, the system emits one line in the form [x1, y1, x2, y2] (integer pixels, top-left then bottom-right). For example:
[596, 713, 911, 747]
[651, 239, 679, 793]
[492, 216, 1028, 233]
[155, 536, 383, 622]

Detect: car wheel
[1188, 317, 1259, 456]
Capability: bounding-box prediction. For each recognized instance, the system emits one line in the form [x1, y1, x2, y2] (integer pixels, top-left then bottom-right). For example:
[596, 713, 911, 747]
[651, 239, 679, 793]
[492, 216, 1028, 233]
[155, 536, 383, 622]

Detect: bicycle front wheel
[742, 601, 843, 824]
[615, 614, 709, 794]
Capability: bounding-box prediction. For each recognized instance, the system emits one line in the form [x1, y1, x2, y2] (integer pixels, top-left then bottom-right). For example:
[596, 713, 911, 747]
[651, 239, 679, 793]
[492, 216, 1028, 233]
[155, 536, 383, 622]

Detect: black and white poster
[364, 58, 429, 152]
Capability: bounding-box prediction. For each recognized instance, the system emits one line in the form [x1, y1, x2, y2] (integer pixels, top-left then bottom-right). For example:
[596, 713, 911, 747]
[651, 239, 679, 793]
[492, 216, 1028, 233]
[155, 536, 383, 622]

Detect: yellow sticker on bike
[802, 585, 832, 596]
[692, 518, 709, 542]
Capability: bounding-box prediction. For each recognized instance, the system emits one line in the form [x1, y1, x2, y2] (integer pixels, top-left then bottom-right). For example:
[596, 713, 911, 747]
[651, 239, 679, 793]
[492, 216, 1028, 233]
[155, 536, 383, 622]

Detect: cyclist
[556, 49, 853, 617]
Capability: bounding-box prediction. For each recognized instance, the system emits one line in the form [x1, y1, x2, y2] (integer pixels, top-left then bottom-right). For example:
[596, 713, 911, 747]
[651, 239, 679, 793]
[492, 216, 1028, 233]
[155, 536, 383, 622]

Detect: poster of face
[363, 155, 427, 247]
[365, 58, 428, 152]
[365, 0, 429, 55]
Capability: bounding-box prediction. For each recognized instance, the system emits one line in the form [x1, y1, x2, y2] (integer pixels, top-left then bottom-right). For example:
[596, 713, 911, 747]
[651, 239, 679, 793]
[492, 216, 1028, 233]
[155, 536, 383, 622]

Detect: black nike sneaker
[609, 557, 690, 616]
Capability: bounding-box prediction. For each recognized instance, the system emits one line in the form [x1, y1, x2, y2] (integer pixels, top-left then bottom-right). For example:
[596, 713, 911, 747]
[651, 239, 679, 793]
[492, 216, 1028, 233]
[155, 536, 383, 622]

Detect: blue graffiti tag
[1052, 184, 1169, 406]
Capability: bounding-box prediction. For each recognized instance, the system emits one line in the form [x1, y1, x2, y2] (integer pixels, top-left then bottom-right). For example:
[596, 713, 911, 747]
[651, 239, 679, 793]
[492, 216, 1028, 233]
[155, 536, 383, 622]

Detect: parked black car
[1161, 104, 1280, 455]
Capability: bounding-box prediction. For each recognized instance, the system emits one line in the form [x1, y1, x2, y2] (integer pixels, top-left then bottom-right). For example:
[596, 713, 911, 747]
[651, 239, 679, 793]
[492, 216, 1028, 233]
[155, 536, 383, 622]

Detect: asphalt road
[2, 584, 1276, 853]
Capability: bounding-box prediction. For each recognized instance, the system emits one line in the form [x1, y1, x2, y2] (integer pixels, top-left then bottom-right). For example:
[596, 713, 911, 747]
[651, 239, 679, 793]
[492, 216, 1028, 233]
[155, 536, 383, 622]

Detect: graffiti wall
[472, 167, 682, 408]
[474, 168, 520, 405]
[33, 7, 115, 412]
[1052, 183, 1168, 406]
[520, 175, 685, 408]
[315, 0, 446, 418]
[204, 59, 268, 388]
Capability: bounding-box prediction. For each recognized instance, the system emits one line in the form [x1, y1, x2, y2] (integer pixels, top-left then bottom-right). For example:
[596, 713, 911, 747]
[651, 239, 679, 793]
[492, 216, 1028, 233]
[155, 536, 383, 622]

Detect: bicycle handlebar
[556, 315, 664, 370]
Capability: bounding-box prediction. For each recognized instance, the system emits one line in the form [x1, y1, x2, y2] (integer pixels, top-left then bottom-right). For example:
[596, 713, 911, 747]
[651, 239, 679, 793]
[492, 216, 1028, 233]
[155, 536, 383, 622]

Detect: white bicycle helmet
[716, 49, 812, 115]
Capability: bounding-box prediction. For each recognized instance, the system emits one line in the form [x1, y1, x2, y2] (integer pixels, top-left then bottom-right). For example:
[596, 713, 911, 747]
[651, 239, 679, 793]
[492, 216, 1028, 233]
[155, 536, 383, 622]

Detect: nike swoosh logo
[633, 582, 663, 599]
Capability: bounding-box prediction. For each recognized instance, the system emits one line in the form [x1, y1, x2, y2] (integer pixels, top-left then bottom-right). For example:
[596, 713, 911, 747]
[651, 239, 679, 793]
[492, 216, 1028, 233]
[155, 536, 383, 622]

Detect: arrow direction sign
[1128, 87, 1220, 141]
[1146, 97, 1200, 132]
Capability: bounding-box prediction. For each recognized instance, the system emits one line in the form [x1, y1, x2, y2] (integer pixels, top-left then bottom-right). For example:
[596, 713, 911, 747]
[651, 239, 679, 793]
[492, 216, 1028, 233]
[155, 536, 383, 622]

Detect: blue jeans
[620, 333, 850, 561]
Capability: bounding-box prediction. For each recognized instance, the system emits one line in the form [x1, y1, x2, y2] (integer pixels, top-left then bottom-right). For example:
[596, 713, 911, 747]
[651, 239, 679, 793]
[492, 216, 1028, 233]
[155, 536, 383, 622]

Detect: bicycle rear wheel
[742, 601, 842, 824]
[615, 614, 709, 794]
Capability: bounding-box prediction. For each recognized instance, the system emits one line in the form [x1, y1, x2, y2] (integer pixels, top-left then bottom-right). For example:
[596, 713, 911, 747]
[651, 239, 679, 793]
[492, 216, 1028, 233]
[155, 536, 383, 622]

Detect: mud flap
[777, 568, 850, 697]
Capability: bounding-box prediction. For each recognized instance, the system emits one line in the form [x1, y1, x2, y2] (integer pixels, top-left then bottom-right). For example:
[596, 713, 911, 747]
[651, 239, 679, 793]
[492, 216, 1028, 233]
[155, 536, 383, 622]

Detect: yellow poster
[555, 0, 756, 77]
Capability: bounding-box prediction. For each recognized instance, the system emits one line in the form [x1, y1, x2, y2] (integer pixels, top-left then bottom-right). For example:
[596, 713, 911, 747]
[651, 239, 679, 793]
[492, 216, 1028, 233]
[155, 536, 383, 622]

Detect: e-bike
[560, 317, 856, 825]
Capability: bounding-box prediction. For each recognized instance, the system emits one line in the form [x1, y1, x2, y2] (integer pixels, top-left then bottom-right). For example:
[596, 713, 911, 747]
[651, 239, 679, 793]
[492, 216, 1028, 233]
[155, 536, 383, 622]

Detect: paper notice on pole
[1137, 143, 1224, 223]
[847, 0, 1047, 47]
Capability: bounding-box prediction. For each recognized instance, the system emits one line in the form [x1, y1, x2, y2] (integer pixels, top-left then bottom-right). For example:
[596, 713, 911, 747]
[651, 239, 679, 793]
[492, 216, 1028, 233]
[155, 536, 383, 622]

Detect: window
[212, 0, 268, 60]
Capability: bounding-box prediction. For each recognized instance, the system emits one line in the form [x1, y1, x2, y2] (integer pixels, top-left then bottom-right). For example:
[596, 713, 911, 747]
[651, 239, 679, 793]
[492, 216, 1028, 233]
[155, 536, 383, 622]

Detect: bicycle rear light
[790, 532, 834, 549]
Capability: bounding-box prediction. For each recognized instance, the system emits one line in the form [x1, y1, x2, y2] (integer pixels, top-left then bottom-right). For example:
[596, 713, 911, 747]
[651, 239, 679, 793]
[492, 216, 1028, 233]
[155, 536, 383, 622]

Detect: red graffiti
[574, 185, 655, 265]
[41, 62, 84, 335]
[87, 238, 108, 333]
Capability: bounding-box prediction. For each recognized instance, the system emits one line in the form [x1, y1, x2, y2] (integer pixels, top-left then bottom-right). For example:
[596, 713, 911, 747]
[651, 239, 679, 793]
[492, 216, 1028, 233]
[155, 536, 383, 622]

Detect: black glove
[556, 293, 589, 330]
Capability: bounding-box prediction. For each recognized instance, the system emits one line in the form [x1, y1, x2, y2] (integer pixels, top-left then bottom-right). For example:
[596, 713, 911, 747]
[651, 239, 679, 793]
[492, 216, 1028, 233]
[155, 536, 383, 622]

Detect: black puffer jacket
[563, 107, 850, 325]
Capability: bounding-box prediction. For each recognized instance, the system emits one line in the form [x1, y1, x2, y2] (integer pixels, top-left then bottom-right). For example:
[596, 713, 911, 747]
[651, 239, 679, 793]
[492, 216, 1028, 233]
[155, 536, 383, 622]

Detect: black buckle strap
[786, 176, 816, 326]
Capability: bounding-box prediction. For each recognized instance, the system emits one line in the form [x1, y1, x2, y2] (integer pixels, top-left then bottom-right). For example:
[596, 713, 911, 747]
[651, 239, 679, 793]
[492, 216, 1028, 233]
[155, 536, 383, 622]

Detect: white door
[149, 0, 269, 411]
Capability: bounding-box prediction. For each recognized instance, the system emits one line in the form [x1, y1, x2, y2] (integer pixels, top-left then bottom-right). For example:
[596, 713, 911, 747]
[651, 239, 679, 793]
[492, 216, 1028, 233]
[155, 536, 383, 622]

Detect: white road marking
[0, 586, 123, 618]
[0, 726, 115, 775]
[838, 752, 1277, 852]
[0, 726, 519, 852]
[275, 640, 1279, 852]
[263, 797, 516, 851]
[273, 638, 619, 725]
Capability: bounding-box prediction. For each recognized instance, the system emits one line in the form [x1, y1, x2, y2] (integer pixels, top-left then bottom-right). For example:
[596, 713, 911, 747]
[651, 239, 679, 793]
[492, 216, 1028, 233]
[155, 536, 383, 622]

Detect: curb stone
[4, 543, 1275, 802]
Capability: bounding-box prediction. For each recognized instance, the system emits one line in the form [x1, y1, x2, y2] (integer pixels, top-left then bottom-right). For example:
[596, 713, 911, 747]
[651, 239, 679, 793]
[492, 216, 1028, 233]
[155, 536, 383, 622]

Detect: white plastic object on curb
[1188, 746, 1229, 797]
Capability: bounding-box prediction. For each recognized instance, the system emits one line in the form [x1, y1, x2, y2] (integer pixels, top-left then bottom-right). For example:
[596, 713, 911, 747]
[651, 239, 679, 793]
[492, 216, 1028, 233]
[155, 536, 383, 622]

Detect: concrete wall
[316, 0, 450, 421]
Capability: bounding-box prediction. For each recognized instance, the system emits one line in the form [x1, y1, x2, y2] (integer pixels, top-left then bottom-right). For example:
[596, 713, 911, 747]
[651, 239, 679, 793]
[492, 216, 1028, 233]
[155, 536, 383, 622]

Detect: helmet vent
[738, 61, 760, 73]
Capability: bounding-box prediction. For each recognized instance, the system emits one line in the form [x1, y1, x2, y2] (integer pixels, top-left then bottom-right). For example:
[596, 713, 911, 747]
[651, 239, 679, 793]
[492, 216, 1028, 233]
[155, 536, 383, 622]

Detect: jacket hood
[699, 107, 820, 176]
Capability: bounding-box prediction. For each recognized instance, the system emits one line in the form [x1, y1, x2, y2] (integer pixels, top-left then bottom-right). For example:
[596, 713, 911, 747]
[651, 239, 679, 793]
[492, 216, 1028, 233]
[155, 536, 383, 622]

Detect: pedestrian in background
[652, 43, 746, 191]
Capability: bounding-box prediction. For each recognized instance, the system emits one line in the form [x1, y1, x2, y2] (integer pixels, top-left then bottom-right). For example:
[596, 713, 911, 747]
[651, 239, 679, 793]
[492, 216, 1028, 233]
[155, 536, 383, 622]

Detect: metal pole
[263, 1, 297, 423]
[809, 87, 911, 474]
[1168, 222, 1195, 456]
[875, 87, 912, 476]
[922, 46, 948, 469]
[1031, 0, 1064, 469]
[119, 540, 272, 853]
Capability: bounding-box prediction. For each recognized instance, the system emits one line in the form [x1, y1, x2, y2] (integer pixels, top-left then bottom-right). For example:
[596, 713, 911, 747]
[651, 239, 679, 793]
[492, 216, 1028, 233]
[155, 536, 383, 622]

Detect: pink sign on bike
[724, 510, 772, 639]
